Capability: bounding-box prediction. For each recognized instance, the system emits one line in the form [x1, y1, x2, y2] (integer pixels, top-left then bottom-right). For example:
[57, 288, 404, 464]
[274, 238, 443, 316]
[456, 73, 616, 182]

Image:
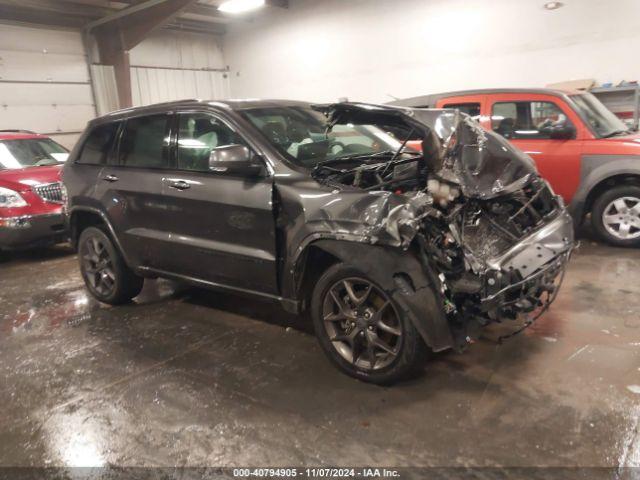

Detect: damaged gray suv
[63, 100, 575, 384]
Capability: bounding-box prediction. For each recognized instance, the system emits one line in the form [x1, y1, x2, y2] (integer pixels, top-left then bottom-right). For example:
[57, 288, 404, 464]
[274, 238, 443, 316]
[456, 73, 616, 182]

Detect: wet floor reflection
[0, 241, 638, 468]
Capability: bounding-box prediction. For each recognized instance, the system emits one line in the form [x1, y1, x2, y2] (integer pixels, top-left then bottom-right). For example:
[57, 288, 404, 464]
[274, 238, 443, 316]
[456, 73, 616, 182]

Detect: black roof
[92, 98, 312, 125]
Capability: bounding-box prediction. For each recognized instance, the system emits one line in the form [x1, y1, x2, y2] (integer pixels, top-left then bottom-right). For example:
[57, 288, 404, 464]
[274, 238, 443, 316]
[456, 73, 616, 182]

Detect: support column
[87, 0, 198, 109]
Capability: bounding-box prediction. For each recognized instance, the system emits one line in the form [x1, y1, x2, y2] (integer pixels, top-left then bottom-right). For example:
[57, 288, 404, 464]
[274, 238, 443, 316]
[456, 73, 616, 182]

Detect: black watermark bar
[0, 468, 638, 480]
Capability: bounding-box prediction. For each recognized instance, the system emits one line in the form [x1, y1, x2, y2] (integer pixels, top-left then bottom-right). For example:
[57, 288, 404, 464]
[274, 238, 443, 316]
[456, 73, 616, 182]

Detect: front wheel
[78, 226, 144, 304]
[311, 263, 426, 384]
[591, 185, 640, 247]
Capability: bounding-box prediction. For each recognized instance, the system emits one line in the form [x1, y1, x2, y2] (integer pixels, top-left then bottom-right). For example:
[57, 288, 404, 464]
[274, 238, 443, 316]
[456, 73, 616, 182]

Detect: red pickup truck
[394, 88, 640, 247]
[0, 130, 69, 251]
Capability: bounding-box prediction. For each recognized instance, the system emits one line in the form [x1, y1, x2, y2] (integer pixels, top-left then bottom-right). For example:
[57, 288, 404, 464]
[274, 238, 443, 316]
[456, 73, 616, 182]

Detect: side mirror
[209, 144, 265, 176]
[549, 123, 576, 140]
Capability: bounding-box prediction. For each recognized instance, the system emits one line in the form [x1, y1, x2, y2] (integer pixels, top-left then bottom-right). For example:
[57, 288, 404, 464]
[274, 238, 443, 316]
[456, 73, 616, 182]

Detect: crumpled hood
[317, 102, 538, 199]
[446, 115, 538, 198]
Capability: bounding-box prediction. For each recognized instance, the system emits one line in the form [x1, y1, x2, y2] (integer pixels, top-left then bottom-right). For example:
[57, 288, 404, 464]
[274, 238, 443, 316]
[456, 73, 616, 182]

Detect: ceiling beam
[0, 0, 111, 16]
[112, 0, 230, 23]
[85, 0, 193, 31]
[0, 0, 225, 32]
[0, 3, 93, 27]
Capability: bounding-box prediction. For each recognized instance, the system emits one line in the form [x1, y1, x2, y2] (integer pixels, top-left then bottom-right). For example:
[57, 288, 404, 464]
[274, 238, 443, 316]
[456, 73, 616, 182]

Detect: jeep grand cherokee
[62, 100, 574, 383]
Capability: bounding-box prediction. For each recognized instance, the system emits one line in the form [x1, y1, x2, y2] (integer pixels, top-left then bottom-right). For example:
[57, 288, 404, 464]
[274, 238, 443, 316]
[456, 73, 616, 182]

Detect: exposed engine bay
[311, 103, 575, 344]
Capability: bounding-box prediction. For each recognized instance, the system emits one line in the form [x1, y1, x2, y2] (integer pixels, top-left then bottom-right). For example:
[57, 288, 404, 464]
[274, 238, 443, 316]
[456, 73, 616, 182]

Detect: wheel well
[70, 210, 106, 249]
[296, 245, 341, 312]
[584, 174, 640, 215]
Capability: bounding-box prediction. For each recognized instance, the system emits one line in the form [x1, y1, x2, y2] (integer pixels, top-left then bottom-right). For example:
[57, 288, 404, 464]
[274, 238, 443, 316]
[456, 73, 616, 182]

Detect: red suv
[394, 88, 640, 247]
[0, 130, 69, 250]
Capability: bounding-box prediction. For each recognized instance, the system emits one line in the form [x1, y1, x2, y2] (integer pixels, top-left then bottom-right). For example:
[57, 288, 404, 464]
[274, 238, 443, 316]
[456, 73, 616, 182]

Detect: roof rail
[0, 129, 38, 134]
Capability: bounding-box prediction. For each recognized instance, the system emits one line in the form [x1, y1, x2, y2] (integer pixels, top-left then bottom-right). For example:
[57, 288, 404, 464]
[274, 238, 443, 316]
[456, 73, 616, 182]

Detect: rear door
[65, 121, 119, 210]
[94, 113, 173, 268]
[156, 110, 278, 295]
[486, 95, 584, 203]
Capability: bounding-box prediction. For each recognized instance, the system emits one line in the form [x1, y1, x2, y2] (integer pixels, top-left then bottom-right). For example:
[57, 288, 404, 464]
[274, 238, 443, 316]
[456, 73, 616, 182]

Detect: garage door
[0, 24, 96, 149]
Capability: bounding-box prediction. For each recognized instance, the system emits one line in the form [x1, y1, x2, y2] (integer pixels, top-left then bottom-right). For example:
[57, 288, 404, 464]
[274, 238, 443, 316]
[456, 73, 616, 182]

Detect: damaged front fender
[306, 239, 455, 352]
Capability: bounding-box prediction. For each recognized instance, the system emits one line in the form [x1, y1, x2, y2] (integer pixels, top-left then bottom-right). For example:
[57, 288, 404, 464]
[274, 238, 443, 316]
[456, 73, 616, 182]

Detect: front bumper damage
[459, 211, 575, 344]
[480, 211, 574, 311]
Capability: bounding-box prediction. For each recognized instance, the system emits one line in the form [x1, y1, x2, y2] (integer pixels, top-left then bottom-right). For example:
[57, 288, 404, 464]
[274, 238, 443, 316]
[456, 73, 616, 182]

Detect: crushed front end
[420, 177, 574, 346]
[311, 103, 576, 348]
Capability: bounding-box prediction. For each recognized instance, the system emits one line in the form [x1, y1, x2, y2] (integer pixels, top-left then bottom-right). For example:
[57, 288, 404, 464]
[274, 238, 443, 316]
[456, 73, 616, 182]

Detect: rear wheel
[591, 185, 640, 247]
[78, 226, 144, 304]
[311, 263, 426, 384]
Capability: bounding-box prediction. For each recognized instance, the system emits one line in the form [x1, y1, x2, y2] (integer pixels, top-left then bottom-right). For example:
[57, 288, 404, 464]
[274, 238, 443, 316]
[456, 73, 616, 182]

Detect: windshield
[0, 138, 69, 170]
[241, 106, 406, 167]
[569, 93, 628, 138]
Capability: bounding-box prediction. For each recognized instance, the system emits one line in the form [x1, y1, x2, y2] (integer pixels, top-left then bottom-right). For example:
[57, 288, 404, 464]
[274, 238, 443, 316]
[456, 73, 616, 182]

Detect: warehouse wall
[93, 30, 229, 115]
[223, 0, 640, 103]
[0, 23, 94, 148]
[129, 30, 225, 69]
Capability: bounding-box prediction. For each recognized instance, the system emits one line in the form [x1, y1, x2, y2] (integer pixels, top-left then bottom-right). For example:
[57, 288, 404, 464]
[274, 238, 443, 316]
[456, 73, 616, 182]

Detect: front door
[156, 111, 278, 295]
[486, 96, 583, 203]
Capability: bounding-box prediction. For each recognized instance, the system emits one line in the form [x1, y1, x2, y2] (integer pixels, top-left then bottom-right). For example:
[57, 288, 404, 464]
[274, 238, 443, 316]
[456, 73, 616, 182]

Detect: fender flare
[68, 206, 134, 268]
[570, 155, 640, 221]
[294, 238, 455, 352]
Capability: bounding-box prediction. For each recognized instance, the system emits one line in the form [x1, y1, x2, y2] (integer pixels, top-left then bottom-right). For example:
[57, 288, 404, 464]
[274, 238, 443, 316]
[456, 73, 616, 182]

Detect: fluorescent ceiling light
[218, 0, 265, 14]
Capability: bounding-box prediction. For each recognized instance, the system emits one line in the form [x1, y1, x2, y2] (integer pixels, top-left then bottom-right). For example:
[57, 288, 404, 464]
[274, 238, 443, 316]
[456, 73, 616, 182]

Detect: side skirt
[137, 266, 301, 314]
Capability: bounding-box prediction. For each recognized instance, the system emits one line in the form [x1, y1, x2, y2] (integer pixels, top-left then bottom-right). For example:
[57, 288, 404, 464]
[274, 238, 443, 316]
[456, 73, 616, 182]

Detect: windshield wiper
[312, 150, 398, 172]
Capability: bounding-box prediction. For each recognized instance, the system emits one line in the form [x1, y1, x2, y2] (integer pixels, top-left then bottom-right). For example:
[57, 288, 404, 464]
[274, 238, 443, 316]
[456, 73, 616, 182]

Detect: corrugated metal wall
[91, 64, 119, 116]
[131, 67, 230, 107]
[91, 31, 229, 115]
[0, 24, 95, 149]
[91, 65, 230, 115]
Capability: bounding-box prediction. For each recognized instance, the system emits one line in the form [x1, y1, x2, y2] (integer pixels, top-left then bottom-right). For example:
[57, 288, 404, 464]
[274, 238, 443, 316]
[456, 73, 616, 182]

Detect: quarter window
[77, 123, 119, 165]
[119, 115, 171, 168]
[176, 113, 247, 172]
[443, 102, 481, 120]
[491, 101, 573, 139]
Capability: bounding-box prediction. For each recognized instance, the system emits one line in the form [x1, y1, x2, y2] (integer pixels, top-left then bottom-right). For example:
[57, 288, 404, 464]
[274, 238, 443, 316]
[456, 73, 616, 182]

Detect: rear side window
[77, 123, 119, 165]
[443, 102, 481, 119]
[491, 101, 573, 139]
[119, 115, 171, 168]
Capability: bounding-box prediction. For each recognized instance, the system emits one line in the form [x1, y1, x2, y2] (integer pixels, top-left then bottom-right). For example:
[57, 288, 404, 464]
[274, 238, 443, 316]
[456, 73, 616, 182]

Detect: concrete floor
[0, 236, 639, 470]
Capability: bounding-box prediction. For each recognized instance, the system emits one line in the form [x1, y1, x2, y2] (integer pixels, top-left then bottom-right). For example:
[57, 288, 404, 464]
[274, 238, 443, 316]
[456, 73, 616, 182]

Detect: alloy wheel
[602, 196, 640, 240]
[82, 236, 116, 296]
[322, 277, 402, 370]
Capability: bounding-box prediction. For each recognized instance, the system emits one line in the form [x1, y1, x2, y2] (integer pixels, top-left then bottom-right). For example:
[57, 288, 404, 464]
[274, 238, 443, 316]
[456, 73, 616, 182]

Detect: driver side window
[491, 101, 573, 140]
[176, 113, 247, 172]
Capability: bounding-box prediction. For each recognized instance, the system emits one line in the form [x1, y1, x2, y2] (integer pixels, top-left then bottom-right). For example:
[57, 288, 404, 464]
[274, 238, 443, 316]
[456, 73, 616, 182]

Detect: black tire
[591, 185, 640, 247]
[78, 226, 144, 304]
[311, 263, 426, 384]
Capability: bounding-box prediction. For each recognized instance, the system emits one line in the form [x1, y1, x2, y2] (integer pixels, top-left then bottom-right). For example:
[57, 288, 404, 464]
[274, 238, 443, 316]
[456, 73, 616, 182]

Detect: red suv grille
[33, 182, 64, 204]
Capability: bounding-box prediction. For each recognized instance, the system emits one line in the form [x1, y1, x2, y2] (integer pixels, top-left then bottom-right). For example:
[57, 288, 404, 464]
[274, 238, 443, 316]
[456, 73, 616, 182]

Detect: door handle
[102, 174, 119, 182]
[168, 180, 190, 190]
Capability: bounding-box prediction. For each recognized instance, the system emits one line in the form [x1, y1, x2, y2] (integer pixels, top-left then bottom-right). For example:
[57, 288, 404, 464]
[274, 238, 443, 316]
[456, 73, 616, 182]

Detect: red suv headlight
[0, 186, 28, 208]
